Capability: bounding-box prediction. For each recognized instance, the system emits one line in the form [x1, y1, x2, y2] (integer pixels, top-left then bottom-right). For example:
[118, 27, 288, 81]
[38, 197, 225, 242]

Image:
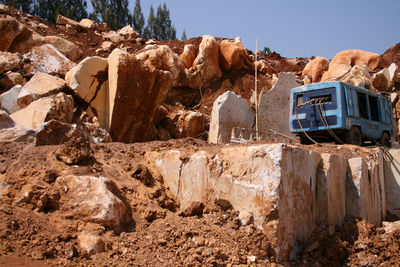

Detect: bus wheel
[379, 132, 391, 147]
[346, 127, 362, 146]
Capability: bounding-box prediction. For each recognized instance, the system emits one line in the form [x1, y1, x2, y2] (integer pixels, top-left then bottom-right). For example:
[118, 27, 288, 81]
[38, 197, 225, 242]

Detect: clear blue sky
[92, 0, 400, 59]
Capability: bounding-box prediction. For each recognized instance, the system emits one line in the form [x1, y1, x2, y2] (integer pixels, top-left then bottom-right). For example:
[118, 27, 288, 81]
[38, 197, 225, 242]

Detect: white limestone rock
[257, 72, 301, 139]
[55, 175, 129, 231]
[208, 91, 254, 144]
[0, 85, 22, 114]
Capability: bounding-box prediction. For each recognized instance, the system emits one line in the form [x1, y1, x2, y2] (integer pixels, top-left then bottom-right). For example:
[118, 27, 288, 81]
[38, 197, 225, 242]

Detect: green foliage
[1, 0, 34, 14]
[132, 0, 144, 36]
[34, 0, 88, 24]
[90, 0, 131, 31]
[263, 46, 272, 54]
[143, 3, 176, 41]
[142, 5, 155, 40]
[181, 29, 187, 41]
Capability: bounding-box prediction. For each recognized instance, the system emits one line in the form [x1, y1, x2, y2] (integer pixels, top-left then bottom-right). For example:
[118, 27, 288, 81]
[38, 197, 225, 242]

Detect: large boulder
[173, 110, 207, 138]
[340, 65, 372, 89]
[321, 49, 380, 82]
[257, 72, 301, 139]
[56, 15, 79, 26]
[107, 48, 172, 142]
[0, 110, 34, 142]
[36, 119, 111, 146]
[117, 25, 139, 41]
[180, 44, 197, 69]
[136, 45, 185, 87]
[383, 149, 400, 219]
[301, 56, 330, 84]
[0, 15, 25, 51]
[45, 36, 83, 61]
[55, 175, 129, 231]
[372, 63, 398, 92]
[24, 44, 76, 77]
[10, 92, 74, 130]
[346, 156, 386, 225]
[208, 91, 254, 144]
[79, 19, 98, 29]
[102, 31, 124, 43]
[17, 72, 65, 108]
[189, 35, 222, 89]
[65, 56, 108, 127]
[0, 15, 46, 53]
[0, 51, 22, 73]
[0, 71, 25, 90]
[0, 84, 21, 114]
[219, 37, 253, 71]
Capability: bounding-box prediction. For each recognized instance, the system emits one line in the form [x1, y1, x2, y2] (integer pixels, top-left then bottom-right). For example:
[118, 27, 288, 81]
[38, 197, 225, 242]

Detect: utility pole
[254, 39, 259, 140]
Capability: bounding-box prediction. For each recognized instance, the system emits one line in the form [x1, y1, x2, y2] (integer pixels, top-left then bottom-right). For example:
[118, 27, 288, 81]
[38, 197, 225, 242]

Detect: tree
[154, 3, 176, 41]
[143, 3, 176, 41]
[1, 0, 34, 14]
[90, 0, 130, 30]
[142, 5, 155, 40]
[63, 0, 88, 22]
[263, 46, 272, 54]
[89, 0, 109, 23]
[35, 0, 88, 24]
[181, 29, 187, 41]
[132, 0, 144, 37]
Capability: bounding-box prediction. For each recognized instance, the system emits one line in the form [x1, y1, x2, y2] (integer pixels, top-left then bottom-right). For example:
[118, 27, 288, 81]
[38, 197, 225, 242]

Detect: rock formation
[189, 35, 222, 89]
[372, 63, 398, 91]
[17, 71, 65, 108]
[11, 92, 74, 130]
[24, 44, 76, 77]
[55, 175, 129, 231]
[257, 72, 301, 139]
[152, 144, 387, 261]
[302, 56, 329, 84]
[219, 37, 253, 71]
[321, 49, 380, 83]
[208, 91, 254, 144]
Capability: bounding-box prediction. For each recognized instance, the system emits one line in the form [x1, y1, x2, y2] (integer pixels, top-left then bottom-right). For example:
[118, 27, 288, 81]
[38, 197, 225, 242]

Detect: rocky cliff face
[152, 143, 391, 261]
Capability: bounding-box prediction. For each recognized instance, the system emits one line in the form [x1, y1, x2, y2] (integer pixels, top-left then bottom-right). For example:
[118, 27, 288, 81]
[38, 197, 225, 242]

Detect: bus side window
[368, 95, 379, 121]
[357, 92, 368, 119]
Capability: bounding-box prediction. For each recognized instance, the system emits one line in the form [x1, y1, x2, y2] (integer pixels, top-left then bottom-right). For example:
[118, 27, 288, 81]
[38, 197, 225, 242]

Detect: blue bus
[289, 81, 394, 146]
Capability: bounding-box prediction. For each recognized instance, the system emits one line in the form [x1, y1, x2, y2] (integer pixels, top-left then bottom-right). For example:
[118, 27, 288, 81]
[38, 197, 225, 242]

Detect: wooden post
[255, 39, 259, 140]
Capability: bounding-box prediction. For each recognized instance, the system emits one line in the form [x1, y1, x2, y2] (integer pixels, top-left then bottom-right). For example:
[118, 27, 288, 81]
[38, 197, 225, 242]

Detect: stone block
[65, 56, 108, 127]
[11, 92, 73, 130]
[0, 84, 22, 114]
[208, 91, 254, 144]
[56, 175, 129, 231]
[17, 72, 65, 108]
[257, 72, 301, 139]
[25, 44, 76, 77]
[383, 149, 400, 218]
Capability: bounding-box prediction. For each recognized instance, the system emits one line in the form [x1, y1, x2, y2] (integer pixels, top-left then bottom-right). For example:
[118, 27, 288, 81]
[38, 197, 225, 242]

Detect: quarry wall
[151, 144, 398, 261]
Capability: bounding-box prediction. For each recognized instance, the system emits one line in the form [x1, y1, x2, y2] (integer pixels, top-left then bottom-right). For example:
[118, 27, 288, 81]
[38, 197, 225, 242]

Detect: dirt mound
[297, 217, 400, 266]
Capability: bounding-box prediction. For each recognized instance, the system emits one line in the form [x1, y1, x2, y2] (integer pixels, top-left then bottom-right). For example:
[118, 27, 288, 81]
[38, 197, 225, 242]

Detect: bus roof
[291, 81, 390, 99]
